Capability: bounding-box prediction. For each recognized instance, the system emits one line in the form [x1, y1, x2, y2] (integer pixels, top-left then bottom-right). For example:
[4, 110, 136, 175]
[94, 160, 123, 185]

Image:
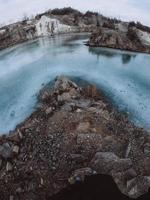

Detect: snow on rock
[116, 22, 128, 33]
[0, 29, 6, 35]
[36, 15, 73, 36]
[137, 29, 150, 46]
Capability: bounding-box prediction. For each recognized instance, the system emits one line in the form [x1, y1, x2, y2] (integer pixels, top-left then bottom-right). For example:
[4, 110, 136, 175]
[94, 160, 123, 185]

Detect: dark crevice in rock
[52, 174, 150, 200]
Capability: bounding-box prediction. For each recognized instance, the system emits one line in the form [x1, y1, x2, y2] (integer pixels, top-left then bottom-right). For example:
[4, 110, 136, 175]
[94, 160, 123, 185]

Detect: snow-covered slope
[137, 29, 150, 46]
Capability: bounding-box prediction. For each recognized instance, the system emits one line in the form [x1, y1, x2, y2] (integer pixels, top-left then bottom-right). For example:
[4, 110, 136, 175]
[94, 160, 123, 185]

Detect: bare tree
[22, 13, 29, 21]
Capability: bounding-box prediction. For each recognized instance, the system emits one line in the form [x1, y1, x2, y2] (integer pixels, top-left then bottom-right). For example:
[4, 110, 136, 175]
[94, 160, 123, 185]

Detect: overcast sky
[0, 0, 150, 26]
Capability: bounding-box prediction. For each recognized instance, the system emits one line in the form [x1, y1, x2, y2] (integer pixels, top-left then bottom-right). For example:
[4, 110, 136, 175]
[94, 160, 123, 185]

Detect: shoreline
[86, 43, 150, 55]
[1, 31, 150, 55]
[1, 7, 150, 55]
[87, 27, 150, 54]
[0, 76, 150, 199]
[0, 32, 90, 52]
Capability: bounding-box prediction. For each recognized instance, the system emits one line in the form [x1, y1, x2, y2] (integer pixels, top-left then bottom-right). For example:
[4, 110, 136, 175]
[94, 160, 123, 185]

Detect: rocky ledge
[0, 76, 150, 200]
[88, 24, 150, 54]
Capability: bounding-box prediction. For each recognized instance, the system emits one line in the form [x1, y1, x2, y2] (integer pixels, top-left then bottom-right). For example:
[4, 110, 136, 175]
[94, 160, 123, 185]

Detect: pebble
[76, 108, 82, 113]
[18, 130, 23, 139]
[40, 178, 44, 185]
[6, 162, 13, 172]
[68, 177, 75, 185]
[9, 196, 14, 200]
[13, 145, 19, 154]
[45, 107, 53, 115]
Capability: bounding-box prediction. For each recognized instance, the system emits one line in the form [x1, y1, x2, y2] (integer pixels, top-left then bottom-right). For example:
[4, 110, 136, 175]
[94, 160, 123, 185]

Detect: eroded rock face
[0, 23, 37, 50]
[88, 26, 150, 53]
[0, 76, 149, 199]
[0, 9, 101, 50]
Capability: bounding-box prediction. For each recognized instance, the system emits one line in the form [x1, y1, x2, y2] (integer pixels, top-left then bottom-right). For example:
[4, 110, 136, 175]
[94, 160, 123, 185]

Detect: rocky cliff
[0, 7, 121, 50]
[0, 21, 37, 50]
[0, 76, 150, 199]
[1, 7, 150, 53]
[88, 24, 150, 53]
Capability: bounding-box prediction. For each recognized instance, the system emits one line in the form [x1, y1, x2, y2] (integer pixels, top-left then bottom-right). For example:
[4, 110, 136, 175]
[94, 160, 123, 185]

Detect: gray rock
[9, 196, 14, 200]
[6, 162, 13, 172]
[41, 91, 50, 101]
[54, 76, 78, 92]
[45, 107, 53, 115]
[0, 143, 13, 159]
[125, 142, 132, 158]
[127, 178, 138, 198]
[76, 99, 91, 109]
[57, 93, 72, 102]
[101, 136, 124, 156]
[113, 158, 132, 172]
[61, 102, 75, 112]
[144, 143, 150, 156]
[13, 145, 19, 154]
[127, 176, 150, 198]
[91, 152, 119, 174]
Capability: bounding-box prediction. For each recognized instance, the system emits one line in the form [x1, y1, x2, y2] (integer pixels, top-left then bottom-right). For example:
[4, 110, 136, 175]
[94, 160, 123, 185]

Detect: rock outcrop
[88, 25, 150, 53]
[0, 21, 36, 50]
[36, 16, 74, 36]
[0, 76, 150, 199]
[1, 7, 150, 53]
[0, 8, 102, 50]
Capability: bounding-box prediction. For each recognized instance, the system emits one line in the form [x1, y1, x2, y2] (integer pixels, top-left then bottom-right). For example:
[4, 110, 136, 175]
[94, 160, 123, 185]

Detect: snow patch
[137, 29, 150, 46]
[0, 29, 6, 35]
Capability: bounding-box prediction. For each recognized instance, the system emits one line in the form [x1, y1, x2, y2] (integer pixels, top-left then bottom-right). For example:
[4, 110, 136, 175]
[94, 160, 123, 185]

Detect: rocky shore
[0, 76, 150, 199]
[0, 8, 103, 51]
[3, 7, 150, 54]
[88, 23, 150, 53]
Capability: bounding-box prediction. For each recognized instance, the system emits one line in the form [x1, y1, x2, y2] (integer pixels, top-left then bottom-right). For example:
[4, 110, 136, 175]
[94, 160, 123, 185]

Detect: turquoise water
[0, 33, 150, 133]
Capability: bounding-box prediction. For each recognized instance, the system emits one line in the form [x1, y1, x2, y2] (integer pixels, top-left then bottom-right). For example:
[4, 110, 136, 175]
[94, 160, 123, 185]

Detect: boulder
[91, 152, 119, 174]
[57, 93, 72, 102]
[54, 76, 78, 93]
[0, 143, 13, 159]
[88, 27, 150, 53]
[91, 152, 132, 174]
[127, 176, 150, 198]
[12, 145, 19, 154]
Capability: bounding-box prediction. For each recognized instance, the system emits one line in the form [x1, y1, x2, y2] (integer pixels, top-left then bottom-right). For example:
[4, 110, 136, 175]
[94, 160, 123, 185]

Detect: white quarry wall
[36, 15, 73, 36]
[137, 29, 150, 46]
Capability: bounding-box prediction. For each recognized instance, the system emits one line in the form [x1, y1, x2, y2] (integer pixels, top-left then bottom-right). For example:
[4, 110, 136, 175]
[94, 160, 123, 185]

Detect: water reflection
[88, 47, 136, 64]
[89, 47, 116, 58]
[122, 54, 136, 64]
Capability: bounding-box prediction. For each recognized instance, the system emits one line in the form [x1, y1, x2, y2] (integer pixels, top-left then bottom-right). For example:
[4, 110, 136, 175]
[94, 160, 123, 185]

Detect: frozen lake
[0, 33, 150, 133]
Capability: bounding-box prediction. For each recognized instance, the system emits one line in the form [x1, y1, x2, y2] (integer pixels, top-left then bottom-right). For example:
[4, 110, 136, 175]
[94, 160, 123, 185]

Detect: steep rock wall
[36, 15, 75, 36]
